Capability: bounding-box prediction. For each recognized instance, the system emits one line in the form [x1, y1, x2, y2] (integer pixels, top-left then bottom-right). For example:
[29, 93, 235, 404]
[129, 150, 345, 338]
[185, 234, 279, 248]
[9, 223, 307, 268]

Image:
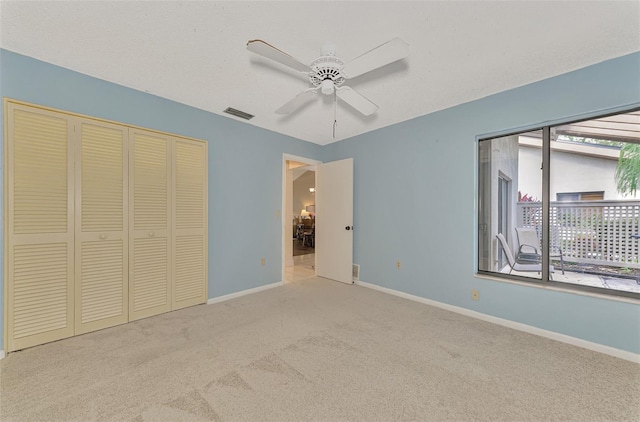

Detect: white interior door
[315, 158, 353, 284]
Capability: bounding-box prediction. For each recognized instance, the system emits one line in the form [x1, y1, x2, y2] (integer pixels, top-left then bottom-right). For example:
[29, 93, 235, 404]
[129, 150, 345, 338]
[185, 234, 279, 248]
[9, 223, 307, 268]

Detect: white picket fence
[517, 201, 640, 268]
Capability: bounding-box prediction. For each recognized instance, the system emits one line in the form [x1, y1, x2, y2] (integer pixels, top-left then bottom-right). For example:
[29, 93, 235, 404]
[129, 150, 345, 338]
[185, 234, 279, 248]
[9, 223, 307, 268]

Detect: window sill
[474, 272, 640, 304]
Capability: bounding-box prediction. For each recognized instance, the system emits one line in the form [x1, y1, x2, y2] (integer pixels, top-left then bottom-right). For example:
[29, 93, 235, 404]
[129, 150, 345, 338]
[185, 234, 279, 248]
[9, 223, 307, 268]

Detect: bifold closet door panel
[74, 119, 128, 334]
[172, 139, 207, 310]
[6, 104, 75, 352]
[129, 129, 171, 321]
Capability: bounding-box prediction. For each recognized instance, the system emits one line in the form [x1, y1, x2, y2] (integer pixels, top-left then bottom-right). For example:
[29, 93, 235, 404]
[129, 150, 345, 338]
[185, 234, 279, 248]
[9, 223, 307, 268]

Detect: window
[478, 110, 640, 298]
[557, 191, 604, 201]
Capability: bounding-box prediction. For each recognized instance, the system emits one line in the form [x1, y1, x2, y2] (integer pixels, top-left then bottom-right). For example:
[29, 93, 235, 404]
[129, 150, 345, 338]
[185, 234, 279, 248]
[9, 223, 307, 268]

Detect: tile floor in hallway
[285, 253, 315, 282]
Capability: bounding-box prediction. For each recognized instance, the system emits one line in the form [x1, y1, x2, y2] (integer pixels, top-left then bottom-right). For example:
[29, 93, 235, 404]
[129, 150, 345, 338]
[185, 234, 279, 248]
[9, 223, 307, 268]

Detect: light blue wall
[0, 49, 323, 349]
[1, 48, 639, 355]
[323, 52, 640, 354]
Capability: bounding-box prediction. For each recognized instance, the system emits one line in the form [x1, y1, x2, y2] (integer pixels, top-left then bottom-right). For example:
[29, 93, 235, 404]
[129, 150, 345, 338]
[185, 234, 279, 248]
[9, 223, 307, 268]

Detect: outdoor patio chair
[515, 227, 565, 274]
[496, 233, 554, 279]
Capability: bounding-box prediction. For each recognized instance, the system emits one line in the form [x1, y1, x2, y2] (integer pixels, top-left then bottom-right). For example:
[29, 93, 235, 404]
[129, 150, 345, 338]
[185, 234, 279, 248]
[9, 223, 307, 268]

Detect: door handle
[99, 234, 107, 240]
[148, 232, 155, 237]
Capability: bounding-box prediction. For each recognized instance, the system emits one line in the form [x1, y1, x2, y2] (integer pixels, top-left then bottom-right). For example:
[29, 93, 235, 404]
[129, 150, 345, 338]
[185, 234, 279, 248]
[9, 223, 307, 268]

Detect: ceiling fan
[247, 38, 409, 117]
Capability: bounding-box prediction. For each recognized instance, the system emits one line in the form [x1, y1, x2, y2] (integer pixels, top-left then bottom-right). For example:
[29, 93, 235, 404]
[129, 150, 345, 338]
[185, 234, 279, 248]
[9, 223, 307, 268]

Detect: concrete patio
[506, 267, 640, 294]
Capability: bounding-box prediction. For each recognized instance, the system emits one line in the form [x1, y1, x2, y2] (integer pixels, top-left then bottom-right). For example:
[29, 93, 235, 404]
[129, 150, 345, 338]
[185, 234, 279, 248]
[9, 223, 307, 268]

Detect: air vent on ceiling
[223, 107, 254, 120]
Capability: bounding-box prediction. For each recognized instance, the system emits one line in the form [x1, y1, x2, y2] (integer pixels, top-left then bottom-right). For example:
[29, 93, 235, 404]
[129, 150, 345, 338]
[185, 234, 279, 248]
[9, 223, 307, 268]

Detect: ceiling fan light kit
[247, 38, 409, 117]
[309, 56, 345, 93]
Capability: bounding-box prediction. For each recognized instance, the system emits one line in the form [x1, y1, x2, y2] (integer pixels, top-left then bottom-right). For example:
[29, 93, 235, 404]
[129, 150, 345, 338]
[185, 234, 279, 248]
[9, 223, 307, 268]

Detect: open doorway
[293, 167, 315, 256]
[283, 155, 320, 282]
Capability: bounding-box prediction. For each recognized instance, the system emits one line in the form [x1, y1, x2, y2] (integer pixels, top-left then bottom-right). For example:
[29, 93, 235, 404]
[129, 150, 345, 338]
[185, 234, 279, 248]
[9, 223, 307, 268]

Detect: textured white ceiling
[1, 1, 639, 145]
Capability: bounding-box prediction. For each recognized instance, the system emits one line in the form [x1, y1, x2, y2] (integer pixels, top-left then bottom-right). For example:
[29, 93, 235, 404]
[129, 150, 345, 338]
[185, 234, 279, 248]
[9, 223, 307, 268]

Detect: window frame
[476, 108, 640, 300]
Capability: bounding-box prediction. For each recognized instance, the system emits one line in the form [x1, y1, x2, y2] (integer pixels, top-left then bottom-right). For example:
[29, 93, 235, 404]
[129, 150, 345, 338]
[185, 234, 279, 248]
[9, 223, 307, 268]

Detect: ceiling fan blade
[336, 86, 378, 116]
[275, 88, 319, 114]
[342, 37, 409, 79]
[247, 39, 310, 73]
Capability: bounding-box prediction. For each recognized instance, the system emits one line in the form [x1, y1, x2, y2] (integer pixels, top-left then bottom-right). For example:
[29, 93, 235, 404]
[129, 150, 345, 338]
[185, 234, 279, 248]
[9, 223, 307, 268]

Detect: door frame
[282, 154, 321, 282]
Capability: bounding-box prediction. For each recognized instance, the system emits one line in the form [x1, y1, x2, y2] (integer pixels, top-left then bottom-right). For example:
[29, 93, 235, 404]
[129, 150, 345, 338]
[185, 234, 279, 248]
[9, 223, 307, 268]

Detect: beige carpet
[1, 277, 638, 421]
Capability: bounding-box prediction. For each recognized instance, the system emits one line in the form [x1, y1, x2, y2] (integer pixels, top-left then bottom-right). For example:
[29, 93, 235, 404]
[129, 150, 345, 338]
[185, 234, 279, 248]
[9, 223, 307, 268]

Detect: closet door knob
[148, 232, 155, 237]
[99, 234, 107, 240]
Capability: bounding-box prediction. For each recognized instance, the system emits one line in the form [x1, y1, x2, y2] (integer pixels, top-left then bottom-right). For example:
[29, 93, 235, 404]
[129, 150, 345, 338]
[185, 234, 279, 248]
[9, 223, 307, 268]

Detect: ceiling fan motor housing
[309, 56, 345, 94]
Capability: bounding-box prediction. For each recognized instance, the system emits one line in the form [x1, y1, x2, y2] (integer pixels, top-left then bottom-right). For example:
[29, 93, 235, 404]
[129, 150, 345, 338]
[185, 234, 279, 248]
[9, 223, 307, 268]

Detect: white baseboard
[0, 350, 5, 360]
[356, 280, 640, 364]
[207, 281, 283, 305]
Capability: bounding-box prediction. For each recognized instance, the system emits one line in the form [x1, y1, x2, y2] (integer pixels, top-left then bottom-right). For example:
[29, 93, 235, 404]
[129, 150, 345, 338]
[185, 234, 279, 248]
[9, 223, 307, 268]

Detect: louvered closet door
[172, 138, 207, 310]
[6, 104, 74, 352]
[74, 119, 128, 334]
[129, 129, 171, 321]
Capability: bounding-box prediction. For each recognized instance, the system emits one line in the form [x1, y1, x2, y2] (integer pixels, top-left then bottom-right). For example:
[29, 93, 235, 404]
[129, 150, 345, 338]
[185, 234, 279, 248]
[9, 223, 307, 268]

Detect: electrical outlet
[471, 289, 480, 301]
[261, 258, 266, 266]
[396, 260, 401, 269]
